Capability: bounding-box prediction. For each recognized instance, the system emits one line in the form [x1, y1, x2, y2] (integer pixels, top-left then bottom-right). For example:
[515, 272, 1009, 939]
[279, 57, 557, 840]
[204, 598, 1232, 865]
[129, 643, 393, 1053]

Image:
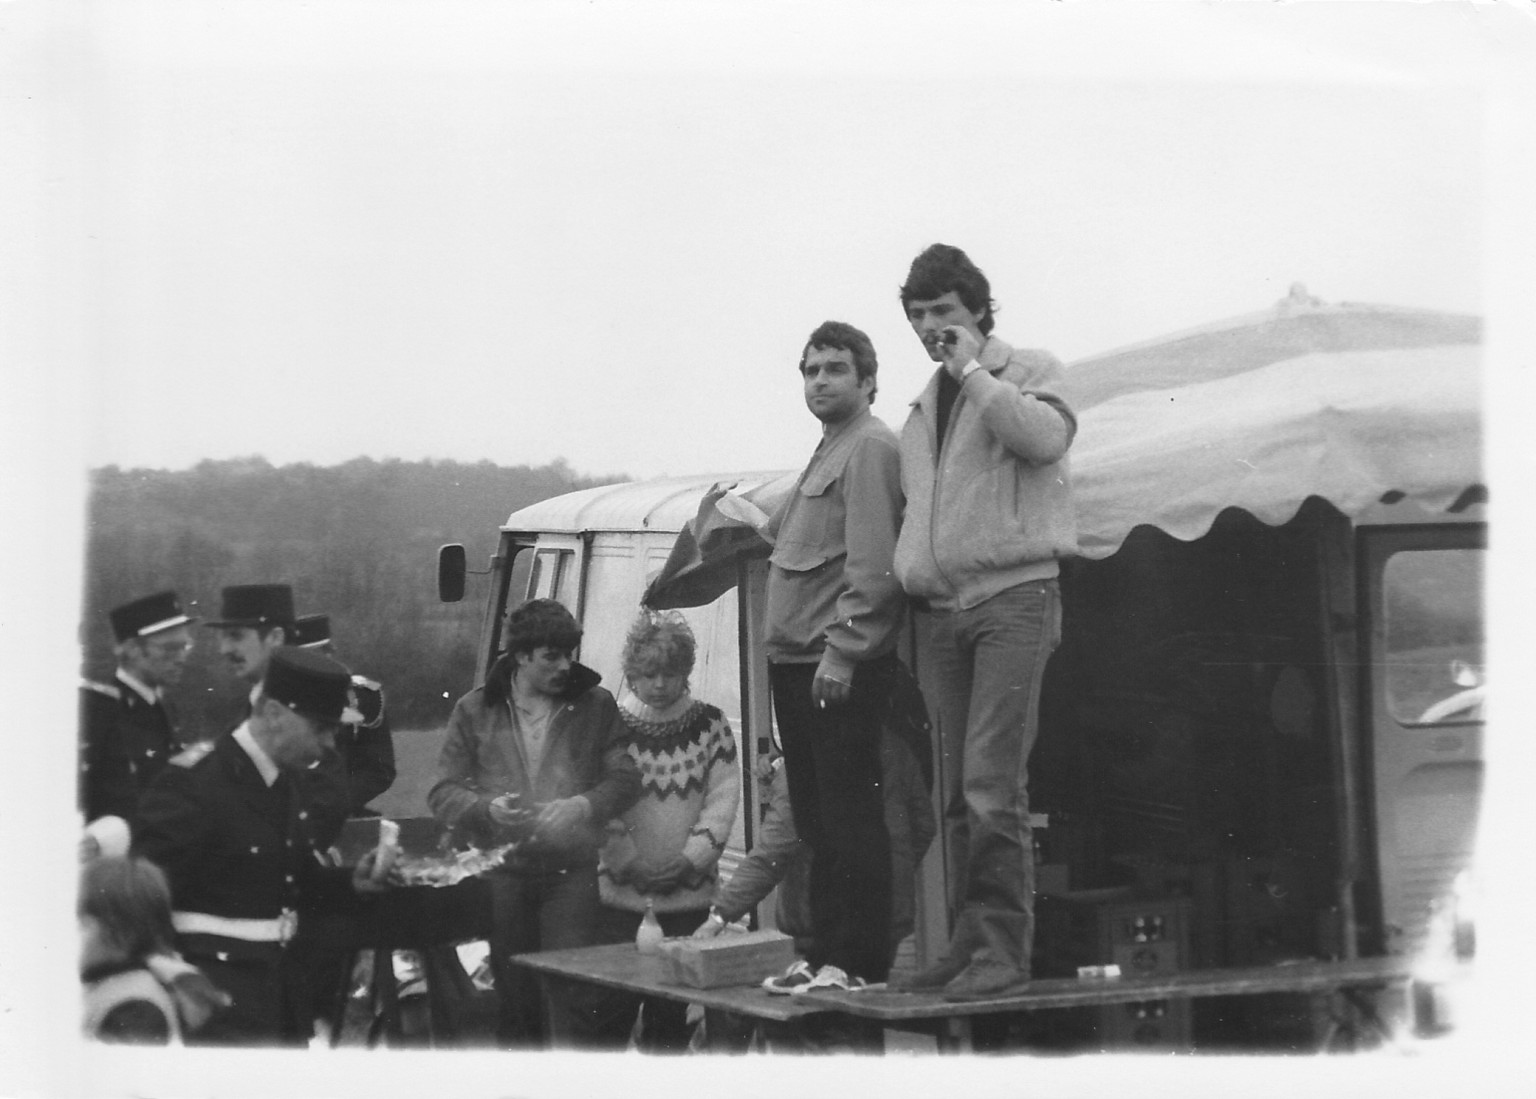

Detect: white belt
[173, 909, 298, 944]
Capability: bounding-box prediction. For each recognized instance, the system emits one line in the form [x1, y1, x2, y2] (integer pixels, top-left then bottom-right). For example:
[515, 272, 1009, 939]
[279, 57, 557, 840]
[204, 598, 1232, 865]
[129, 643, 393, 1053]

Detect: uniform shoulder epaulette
[348, 676, 386, 728]
[169, 741, 215, 768]
[80, 680, 122, 701]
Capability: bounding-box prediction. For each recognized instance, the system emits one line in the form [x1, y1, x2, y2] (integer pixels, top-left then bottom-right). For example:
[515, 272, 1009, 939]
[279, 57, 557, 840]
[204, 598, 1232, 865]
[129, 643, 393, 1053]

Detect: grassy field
[370, 726, 449, 820]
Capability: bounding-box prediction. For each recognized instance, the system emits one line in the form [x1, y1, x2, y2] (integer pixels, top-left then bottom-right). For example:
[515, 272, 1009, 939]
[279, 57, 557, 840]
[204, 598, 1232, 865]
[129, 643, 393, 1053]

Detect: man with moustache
[761, 319, 905, 996]
[429, 598, 641, 1047]
[890, 243, 1077, 1001]
[133, 647, 398, 1045]
[207, 585, 353, 845]
[79, 591, 197, 823]
[208, 584, 296, 704]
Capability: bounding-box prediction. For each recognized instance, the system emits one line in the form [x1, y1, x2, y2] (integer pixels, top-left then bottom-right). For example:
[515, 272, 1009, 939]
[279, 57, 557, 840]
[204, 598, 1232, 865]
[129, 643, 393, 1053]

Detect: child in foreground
[80, 854, 230, 1043]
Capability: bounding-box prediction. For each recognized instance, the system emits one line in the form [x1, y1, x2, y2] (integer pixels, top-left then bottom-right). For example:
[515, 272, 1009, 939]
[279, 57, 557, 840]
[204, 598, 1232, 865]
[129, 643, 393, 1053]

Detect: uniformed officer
[133, 647, 397, 1046]
[291, 613, 396, 815]
[287, 613, 399, 1036]
[80, 591, 197, 823]
[206, 583, 297, 704]
[207, 584, 355, 846]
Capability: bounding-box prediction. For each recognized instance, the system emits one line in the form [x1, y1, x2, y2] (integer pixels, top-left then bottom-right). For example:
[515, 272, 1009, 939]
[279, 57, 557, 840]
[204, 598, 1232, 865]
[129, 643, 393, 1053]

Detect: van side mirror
[438, 544, 467, 603]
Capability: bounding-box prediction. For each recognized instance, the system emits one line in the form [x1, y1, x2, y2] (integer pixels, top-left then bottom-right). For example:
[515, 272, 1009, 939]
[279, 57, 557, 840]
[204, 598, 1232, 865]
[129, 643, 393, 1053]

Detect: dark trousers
[572, 904, 707, 1051]
[180, 945, 308, 1047]
[769, 655, 894, 982]
[486, 864, 600, 1048]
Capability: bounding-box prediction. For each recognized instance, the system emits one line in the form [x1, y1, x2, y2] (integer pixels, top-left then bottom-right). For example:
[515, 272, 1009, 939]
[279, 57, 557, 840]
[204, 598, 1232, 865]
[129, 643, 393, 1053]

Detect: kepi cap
[260, 647, 353, 724]
[291, 614, 331, 649]
[110, 591, 196, 643]
[206, 584, 295, 630]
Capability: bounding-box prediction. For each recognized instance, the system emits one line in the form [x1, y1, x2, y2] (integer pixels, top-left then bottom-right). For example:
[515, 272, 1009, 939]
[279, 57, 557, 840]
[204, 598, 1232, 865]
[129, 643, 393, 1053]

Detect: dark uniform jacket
[134, 732, 357, 961]
[79, 674, 185, 823]
[333, 674, 396, 814]
[226, 675, 396, 850]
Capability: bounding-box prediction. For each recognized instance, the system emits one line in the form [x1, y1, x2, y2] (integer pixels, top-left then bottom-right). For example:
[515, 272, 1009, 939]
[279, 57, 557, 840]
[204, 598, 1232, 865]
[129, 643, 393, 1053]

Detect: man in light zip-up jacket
[890, 244, 1078, 1002]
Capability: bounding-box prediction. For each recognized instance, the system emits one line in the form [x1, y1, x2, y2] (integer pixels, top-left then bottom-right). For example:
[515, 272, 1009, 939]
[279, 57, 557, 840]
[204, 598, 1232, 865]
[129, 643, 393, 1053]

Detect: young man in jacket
[762, 319, 906, 991]
[892, 244, 1077, 1001]
[428, 598, 641, 1047]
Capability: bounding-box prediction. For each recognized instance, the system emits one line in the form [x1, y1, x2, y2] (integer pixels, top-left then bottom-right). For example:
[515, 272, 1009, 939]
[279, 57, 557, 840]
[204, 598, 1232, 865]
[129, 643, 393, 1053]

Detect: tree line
[81, 456, 623, 735]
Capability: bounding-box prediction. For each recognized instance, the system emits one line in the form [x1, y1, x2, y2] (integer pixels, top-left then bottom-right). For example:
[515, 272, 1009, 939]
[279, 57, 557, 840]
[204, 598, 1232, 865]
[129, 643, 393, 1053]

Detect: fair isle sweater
[597, 692, 740, 914]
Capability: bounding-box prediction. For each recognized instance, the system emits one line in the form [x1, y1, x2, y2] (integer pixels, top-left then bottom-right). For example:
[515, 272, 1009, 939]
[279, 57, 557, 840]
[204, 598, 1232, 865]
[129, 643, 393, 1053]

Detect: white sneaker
[762, 959, 817, 995]
[790, 964, 869, 996]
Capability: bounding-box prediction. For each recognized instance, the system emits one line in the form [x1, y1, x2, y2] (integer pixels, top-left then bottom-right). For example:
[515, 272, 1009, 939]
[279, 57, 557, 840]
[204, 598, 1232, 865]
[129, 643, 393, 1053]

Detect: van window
[527, 548, 573, 603]
[1383, 547, 1485, 726]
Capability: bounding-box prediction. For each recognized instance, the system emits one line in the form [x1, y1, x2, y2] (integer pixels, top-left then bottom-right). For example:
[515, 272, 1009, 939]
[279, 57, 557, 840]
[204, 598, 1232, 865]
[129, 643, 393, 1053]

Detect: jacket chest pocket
[771, 470, 843, 565]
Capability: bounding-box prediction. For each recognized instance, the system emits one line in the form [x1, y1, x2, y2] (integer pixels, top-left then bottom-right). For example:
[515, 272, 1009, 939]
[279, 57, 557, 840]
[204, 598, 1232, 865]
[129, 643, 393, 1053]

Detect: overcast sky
[38, 0, 1514, 481]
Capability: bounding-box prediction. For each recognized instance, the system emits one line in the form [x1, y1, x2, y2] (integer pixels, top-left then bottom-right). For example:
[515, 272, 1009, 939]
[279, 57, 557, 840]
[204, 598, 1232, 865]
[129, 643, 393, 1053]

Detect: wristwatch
[960, 359, 984, 381]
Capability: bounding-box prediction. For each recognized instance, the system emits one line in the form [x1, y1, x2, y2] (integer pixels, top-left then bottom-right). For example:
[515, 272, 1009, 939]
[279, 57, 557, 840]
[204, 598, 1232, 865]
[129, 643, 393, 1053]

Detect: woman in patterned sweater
[589, 609, 740, 1050]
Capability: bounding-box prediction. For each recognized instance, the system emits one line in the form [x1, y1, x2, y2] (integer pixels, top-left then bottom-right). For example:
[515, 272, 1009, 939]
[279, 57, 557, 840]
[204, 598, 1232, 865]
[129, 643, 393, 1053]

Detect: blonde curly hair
[621, 608, 696, 680]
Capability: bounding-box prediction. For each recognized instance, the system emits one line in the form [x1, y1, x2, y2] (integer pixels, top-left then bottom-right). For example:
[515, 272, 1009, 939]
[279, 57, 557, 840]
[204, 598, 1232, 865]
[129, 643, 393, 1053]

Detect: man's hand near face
[939, 325, 983, 381]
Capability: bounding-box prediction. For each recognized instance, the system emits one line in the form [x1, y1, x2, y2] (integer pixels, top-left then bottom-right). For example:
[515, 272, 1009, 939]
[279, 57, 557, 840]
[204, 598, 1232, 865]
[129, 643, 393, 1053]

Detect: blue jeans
[922, 579, 1061, 974]
[486, 865, 600, 1047]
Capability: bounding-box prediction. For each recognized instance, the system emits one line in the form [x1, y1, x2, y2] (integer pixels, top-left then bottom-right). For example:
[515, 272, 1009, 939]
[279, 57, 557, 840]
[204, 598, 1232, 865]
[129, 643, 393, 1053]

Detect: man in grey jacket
[891, 244, 1077, 1001]
[763, 319, 906, 989]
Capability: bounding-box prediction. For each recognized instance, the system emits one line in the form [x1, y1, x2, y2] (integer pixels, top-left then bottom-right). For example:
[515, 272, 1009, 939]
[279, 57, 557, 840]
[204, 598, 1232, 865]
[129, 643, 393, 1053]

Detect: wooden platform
[812, 956, 1417, 1021]
[510, 945, 1426, 1051]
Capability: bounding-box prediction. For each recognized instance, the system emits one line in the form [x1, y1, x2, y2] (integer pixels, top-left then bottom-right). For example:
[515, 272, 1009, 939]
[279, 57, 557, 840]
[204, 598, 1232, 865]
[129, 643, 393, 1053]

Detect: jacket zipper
[925, 378, 963, 602]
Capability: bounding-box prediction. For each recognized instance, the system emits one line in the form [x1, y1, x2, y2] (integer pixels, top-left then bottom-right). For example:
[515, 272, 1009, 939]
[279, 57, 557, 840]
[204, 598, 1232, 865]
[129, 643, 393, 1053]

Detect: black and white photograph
[5, 1, 1535, 1096]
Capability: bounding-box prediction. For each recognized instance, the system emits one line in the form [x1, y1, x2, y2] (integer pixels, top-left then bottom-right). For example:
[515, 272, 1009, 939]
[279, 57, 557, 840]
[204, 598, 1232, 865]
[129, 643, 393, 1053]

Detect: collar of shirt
[115, 667, 160, 706]
[619, 690, 694, 725]
[232, 722, 281, 787]
[819, 406, 873, 445]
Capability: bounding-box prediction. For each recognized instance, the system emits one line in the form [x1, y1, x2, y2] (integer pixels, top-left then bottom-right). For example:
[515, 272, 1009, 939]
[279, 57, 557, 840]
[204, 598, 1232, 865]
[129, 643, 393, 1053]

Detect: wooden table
[510, 946, 1426, 1053]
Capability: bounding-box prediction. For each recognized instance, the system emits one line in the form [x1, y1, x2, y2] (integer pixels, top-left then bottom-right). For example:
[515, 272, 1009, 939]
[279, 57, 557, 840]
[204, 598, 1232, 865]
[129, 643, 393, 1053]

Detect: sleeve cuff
[816, 649, 856, 684]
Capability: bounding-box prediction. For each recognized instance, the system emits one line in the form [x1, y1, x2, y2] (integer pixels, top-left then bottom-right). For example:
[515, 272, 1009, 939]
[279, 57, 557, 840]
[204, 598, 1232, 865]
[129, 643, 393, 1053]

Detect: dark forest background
[81, 456, 624, 741]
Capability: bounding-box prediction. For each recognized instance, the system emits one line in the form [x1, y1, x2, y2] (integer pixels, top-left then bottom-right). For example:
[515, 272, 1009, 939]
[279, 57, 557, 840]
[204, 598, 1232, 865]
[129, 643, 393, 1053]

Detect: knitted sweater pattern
[598, 694, 740, 913]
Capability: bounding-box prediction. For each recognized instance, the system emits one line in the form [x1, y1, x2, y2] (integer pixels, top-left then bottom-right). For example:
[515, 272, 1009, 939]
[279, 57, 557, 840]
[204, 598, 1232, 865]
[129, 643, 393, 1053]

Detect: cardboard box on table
[657, 930, 797, 989]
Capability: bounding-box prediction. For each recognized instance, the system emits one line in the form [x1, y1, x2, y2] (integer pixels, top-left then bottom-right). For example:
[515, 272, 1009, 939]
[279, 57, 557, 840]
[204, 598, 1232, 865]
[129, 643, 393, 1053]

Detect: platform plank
[510, 942, 835, 1023]
[809, 957, 1420, 1022]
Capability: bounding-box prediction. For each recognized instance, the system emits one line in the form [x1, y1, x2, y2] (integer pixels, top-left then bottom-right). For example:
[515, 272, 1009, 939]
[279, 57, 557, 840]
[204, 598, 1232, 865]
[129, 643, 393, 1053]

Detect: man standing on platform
[891, 243, 1077, 1001]
[134, 647, 397, 1045]
[80, 590, 197, 824]
[762, 319, 906, 992]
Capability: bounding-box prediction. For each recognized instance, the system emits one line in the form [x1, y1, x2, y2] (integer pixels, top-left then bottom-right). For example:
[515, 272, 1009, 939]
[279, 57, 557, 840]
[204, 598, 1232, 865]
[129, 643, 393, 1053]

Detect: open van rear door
[1361, 524, 1485, 956]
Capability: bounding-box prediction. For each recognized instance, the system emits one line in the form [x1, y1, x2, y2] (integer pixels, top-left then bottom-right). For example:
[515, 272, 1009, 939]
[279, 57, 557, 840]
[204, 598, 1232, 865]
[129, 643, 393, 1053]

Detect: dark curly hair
[502, 598, 582, 659]
[898, 243, 997, 335]
[799, 319, 880, 405]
